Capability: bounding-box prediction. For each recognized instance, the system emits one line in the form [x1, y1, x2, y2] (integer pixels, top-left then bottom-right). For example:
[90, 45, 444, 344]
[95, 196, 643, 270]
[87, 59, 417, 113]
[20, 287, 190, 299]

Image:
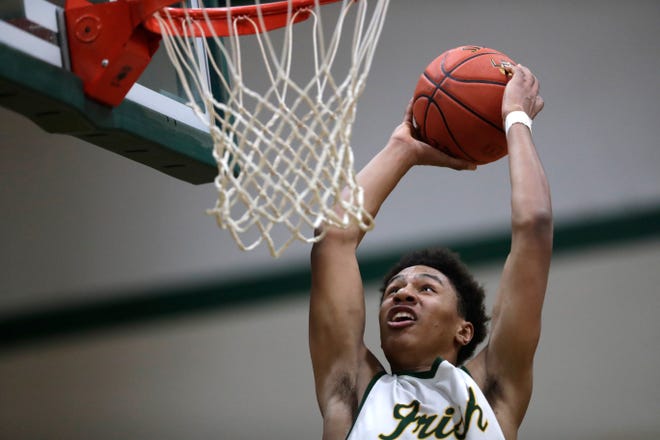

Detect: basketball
[412, 45, 516, 164]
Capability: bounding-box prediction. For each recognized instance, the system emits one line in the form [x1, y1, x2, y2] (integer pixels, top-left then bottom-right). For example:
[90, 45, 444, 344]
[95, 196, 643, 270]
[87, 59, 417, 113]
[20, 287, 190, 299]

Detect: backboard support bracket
[64, 0, 178, 107]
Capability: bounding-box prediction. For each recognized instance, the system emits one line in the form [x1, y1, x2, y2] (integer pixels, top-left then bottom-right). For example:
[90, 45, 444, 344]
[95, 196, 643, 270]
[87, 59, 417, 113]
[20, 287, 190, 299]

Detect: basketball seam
[431, 98, 477, 161]
[442, 51, 502, 77]
[429, 97, 478, 162]
[442, 52, 509, 86]
[443, 77, 508, 86]
[417, 92, 477, 162]
[423, 71, 505, 134]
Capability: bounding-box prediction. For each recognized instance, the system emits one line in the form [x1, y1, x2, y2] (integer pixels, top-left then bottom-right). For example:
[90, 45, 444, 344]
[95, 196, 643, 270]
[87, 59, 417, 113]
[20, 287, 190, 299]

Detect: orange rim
[143, 0, 345, 37]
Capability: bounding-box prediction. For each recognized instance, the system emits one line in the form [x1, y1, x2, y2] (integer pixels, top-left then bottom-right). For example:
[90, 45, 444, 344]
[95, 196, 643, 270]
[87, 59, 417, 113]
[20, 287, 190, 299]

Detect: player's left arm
[469, 65, 553, 432]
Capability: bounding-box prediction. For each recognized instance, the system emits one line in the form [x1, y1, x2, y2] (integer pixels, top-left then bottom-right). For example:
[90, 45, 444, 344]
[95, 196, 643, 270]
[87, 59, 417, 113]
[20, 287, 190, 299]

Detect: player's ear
[456, 321, 474, 346]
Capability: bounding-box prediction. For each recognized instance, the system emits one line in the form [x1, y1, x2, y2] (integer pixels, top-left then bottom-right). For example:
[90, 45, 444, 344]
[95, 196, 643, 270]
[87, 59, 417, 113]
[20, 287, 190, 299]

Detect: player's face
[379, 265, 466, 362]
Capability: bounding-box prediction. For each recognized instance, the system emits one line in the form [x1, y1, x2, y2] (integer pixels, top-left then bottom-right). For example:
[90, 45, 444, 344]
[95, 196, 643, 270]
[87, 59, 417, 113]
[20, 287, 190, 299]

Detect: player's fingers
[419, 144, 474, 170]
[511, 64, 533, 91]
[403, 99, 414, 123]
[519, 64, 535, 86]
[522, 65, 541, 93]
[513, 64, 526, 81]
[440, 154, 477, 171]
[535, 95, 545, 113]
[450, 160, 478, 171]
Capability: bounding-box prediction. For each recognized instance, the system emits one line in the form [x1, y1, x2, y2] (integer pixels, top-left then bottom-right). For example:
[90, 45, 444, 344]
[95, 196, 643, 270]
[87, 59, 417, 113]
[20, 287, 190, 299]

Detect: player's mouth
[387, 307, 417, 329]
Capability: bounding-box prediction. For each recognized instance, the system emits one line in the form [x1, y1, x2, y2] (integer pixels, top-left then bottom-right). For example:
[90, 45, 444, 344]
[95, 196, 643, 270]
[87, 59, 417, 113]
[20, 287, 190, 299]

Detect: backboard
[0, 0, 221, 184]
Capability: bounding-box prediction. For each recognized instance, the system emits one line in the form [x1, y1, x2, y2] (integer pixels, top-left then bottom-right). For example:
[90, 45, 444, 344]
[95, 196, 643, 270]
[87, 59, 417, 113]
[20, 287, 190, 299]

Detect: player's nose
[393, 287, 418, 304]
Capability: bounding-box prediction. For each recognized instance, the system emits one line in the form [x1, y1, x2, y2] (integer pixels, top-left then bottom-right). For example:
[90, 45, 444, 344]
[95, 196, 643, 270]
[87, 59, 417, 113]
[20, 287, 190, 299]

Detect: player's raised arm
[468, 64, 553, 436]
[309, 102, 475, 438]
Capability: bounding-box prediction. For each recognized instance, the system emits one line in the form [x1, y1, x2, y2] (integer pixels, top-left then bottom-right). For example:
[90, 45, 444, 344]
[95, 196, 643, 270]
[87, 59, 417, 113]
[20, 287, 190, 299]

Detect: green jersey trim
[391, 357, 445, 378]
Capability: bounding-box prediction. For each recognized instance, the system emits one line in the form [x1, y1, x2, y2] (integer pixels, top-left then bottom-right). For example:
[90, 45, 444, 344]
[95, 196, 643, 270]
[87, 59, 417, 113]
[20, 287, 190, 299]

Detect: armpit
[333, 373, 359, 418]
[483, 374, 504, 405]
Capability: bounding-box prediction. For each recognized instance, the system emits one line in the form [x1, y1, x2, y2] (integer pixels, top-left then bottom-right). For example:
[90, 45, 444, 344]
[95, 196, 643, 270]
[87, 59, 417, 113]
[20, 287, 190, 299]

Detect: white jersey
[346, 358, 505, 440]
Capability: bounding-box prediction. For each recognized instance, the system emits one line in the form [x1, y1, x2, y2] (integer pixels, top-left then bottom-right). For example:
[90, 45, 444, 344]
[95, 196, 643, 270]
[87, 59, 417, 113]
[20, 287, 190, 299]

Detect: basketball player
[309, 64, 551, 439]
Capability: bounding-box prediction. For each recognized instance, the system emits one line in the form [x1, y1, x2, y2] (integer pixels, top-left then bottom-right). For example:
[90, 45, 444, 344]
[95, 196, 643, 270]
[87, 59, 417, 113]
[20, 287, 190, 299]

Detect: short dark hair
[380, 247, 490, 365]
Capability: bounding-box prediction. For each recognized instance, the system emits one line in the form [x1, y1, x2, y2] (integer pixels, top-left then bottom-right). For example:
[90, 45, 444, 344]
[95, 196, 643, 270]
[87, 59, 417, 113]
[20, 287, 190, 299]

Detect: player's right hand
[502, 64, 544, 120]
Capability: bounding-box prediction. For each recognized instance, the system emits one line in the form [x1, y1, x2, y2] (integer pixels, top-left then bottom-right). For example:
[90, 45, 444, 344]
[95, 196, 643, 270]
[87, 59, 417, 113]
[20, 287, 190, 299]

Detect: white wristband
[504, 111, 533, 136]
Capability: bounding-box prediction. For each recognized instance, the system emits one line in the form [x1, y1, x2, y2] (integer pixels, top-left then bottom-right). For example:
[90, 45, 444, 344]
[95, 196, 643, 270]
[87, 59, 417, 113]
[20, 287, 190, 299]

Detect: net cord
[154, 0, 389, 256]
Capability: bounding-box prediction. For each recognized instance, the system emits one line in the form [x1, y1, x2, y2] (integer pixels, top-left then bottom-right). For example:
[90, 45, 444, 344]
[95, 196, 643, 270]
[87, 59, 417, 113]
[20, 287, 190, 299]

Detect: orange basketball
[412, 45, 515, 164]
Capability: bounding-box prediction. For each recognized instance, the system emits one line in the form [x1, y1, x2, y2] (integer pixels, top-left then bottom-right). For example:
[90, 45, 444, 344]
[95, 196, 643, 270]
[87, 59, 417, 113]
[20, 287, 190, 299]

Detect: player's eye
[421, 285, 436, 293]
[381, 288, 394, 302]
[385, 285, 402, 296]
[386, 287, 399, 295]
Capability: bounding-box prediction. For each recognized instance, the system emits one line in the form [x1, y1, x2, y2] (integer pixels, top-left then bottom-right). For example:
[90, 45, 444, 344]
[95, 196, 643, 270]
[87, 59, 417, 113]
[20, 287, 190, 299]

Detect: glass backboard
[0, 0, 219, 184]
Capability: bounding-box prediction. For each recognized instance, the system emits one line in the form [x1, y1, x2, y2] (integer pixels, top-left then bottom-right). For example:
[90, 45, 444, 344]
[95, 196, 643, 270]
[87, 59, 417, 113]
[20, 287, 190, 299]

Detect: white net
[153, 0, 389, 256]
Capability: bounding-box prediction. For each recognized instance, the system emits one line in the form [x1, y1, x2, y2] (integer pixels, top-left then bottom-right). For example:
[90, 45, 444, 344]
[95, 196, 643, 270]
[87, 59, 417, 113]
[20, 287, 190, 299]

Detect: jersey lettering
[379, 387, 489, 440]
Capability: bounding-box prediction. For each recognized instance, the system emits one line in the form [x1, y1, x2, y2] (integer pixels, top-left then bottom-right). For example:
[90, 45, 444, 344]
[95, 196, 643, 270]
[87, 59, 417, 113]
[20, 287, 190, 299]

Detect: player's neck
[388, 350, 458, 373]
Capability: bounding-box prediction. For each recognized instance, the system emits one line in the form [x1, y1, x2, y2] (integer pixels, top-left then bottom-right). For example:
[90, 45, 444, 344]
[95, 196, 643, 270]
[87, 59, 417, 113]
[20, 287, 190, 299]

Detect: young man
[309, 64, 552, 439]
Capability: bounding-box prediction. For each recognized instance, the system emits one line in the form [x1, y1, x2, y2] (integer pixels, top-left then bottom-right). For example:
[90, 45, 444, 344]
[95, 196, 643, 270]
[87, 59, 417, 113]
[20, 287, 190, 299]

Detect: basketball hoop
[64, 0, 389, 257]
[146, 0, 389, 256]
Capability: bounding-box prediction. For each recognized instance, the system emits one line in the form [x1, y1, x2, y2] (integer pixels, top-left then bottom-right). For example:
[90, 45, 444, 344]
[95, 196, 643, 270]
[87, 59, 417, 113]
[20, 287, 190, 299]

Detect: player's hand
[389, 100, 477, 171]
[502, 64, 544, 120]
